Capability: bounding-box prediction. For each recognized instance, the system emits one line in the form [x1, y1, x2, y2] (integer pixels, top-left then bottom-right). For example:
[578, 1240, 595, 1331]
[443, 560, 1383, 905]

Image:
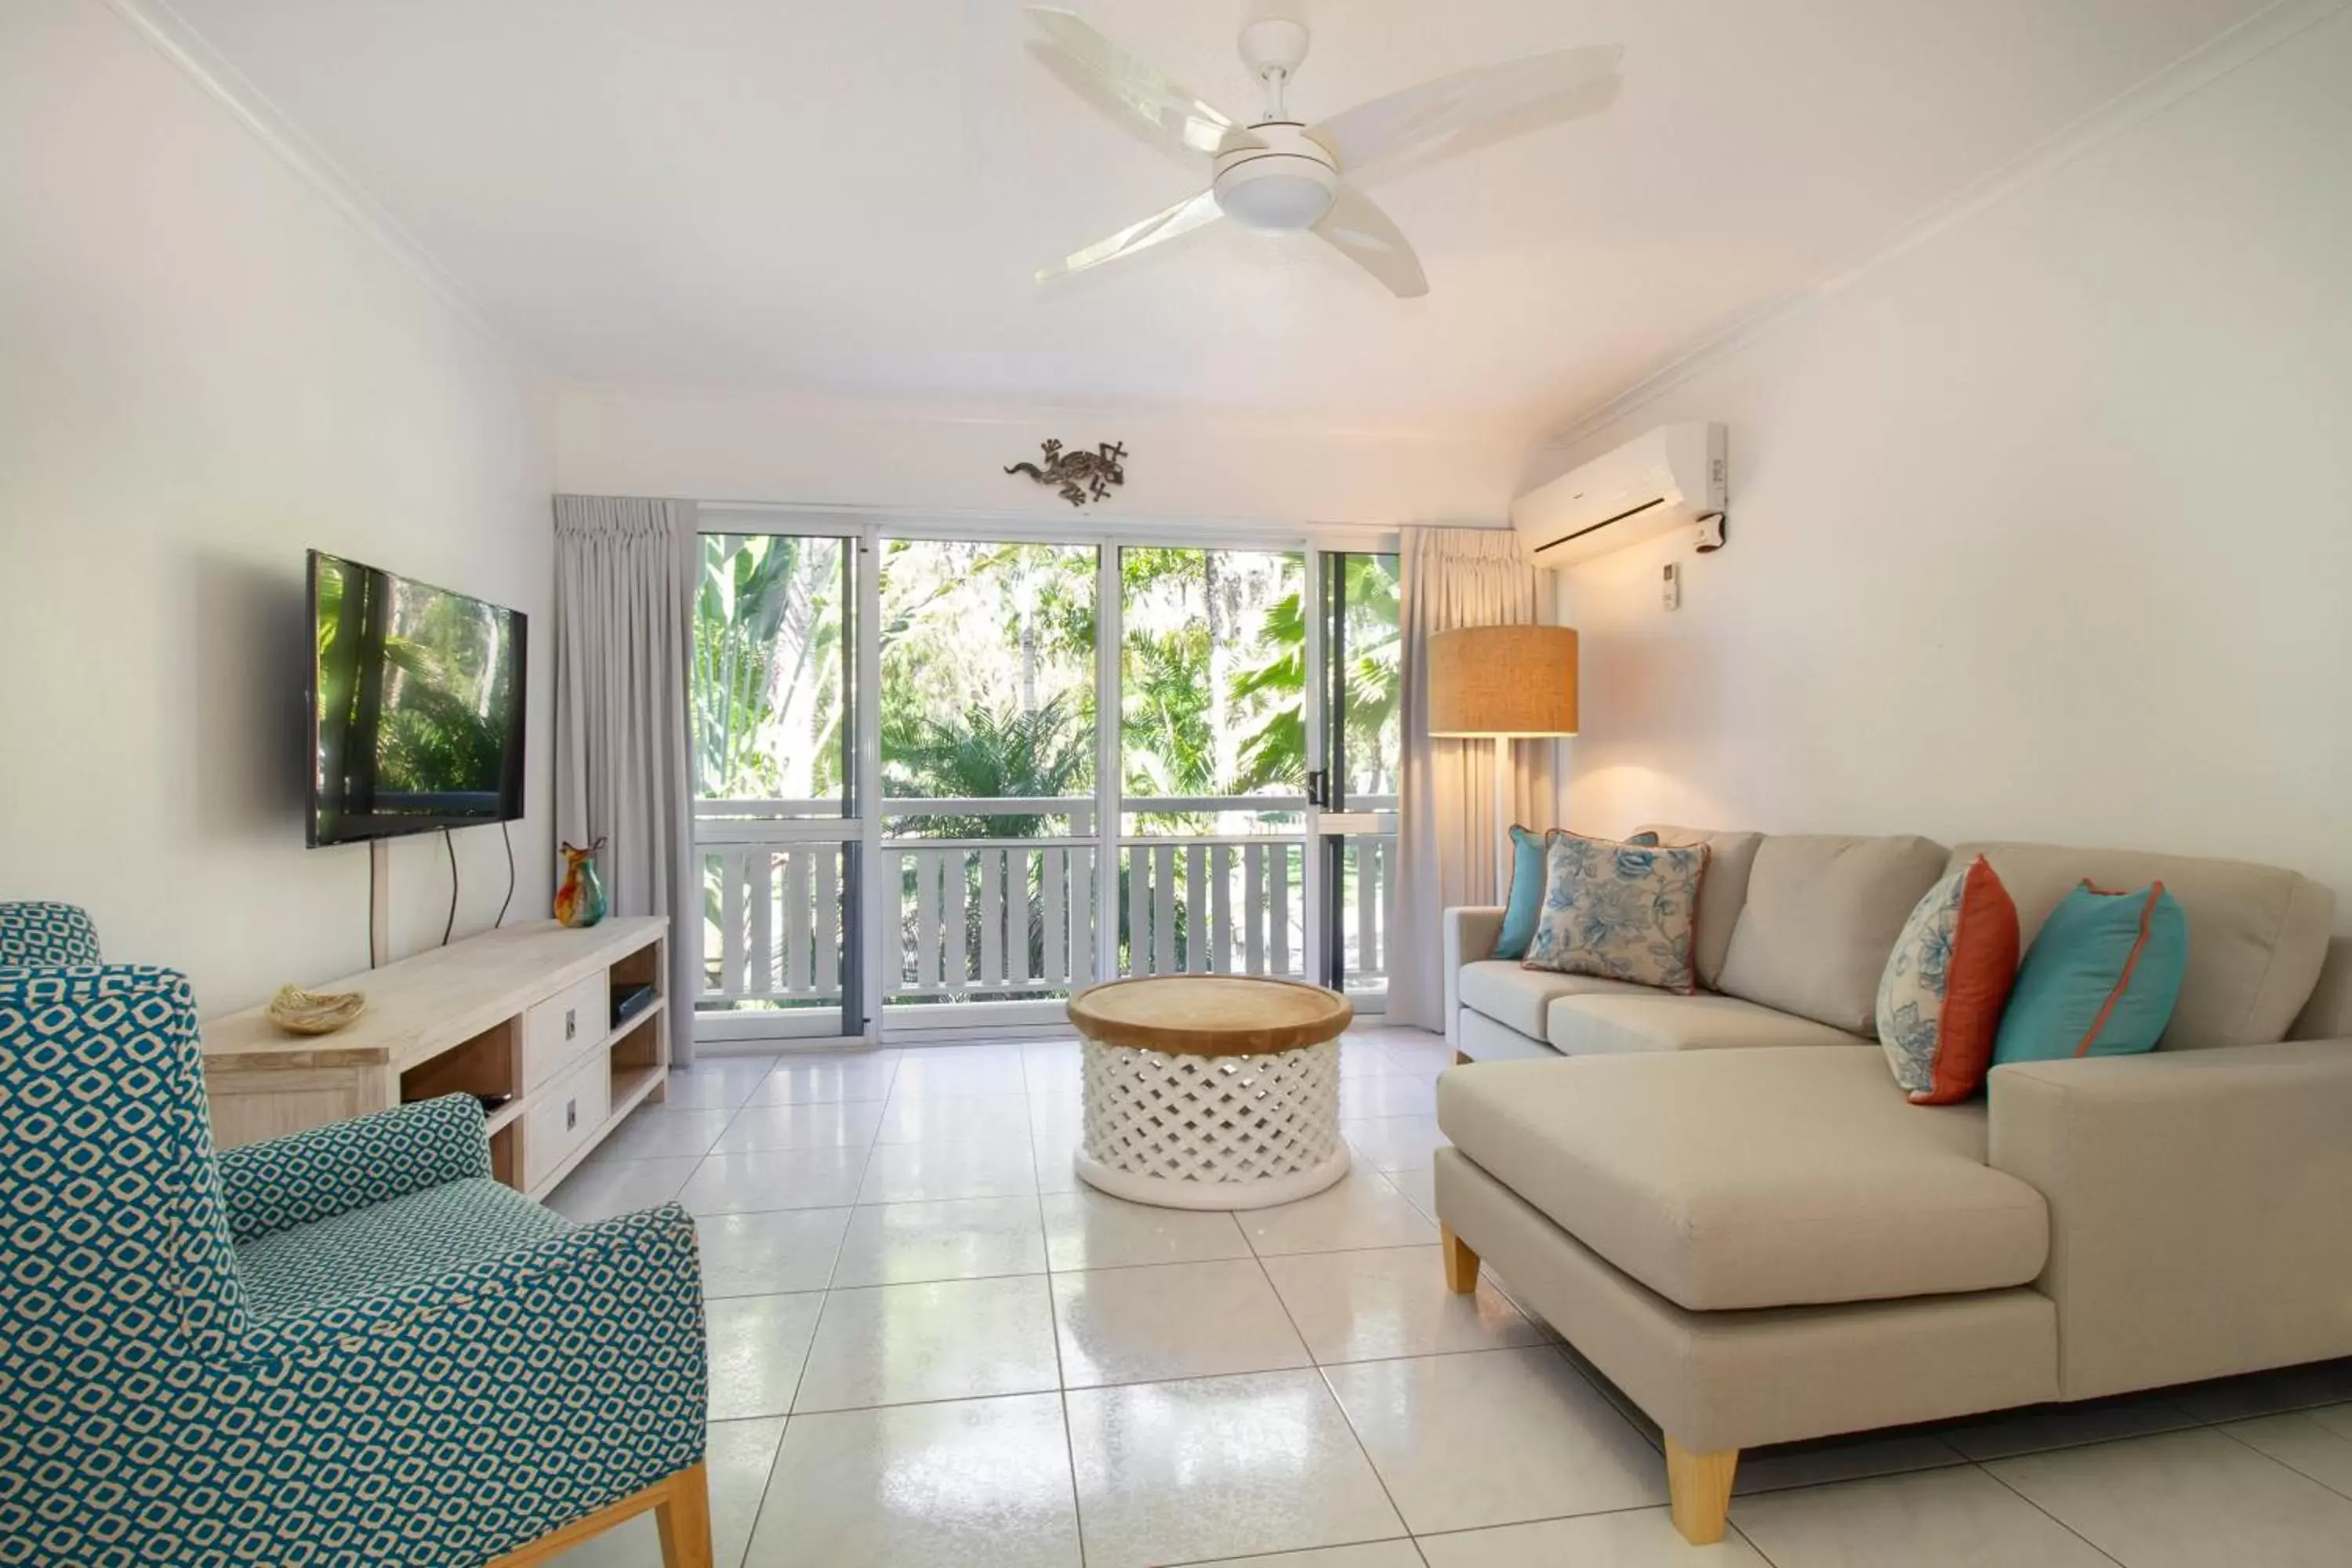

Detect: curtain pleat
[554, 495, 702, 1064]
[1388, 527, 1556, 1032]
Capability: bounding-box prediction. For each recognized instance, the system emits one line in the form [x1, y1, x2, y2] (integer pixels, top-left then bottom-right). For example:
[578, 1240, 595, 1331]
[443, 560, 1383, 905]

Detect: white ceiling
[166, 0, 2270, 438]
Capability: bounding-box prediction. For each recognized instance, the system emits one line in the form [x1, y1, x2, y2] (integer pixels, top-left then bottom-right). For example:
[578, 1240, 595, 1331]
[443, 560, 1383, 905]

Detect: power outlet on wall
[1661, 561, 1682, 612]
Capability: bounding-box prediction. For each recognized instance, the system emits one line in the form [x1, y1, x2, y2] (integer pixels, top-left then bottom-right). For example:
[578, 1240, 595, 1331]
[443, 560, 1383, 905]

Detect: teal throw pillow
[1992, 880, 2187, 1065]
[1495, 826, 1656, 960]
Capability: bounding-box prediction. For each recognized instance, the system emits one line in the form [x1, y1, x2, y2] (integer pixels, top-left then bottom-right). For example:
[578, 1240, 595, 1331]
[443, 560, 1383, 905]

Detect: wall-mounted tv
[307, 550, 527, 847]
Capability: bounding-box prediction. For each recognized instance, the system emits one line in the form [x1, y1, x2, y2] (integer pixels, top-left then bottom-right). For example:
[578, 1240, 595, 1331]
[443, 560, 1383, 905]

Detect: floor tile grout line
[1969, 1458, 2132, 1566]
[1250, 1232, 1417, 1542]
[1157, 1534, 1421, 1567]
[1036, 1177, 1092, 1568]
[2207, 1414, 2352, 1502]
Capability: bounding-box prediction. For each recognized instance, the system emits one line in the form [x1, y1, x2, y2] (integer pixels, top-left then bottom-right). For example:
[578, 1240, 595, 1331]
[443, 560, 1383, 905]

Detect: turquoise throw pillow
[1992, 881, 2187, 1065]
[1494, 826, 1656, 960]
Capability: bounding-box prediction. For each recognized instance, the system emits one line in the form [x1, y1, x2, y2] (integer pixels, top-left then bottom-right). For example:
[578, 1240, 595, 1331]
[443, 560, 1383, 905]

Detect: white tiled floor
[549, 1026, 2352, 1567]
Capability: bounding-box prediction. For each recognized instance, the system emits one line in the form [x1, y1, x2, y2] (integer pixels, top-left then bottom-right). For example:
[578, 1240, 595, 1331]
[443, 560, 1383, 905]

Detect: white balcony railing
[693, 796, 1392, 1016]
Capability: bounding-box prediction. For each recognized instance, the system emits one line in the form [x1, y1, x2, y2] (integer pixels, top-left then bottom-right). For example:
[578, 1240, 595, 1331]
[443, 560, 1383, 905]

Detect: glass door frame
[692, 503, 1396, 1049]
[1305, 546, 1402, 1011]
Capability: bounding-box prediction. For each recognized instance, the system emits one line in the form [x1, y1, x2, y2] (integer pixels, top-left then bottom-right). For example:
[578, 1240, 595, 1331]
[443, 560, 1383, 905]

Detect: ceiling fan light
[1215, 169, 1336, 230]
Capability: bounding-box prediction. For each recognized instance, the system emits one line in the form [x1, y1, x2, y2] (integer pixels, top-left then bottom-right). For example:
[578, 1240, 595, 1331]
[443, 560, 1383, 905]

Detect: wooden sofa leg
[1664, 1436, 1737, 1545]
[655, 1461, 715, 1568]
[1439, 1224, 1479, 1293]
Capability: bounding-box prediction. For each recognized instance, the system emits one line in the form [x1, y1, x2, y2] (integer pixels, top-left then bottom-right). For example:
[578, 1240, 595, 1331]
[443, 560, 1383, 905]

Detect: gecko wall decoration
[1004, 438, 1127, 507]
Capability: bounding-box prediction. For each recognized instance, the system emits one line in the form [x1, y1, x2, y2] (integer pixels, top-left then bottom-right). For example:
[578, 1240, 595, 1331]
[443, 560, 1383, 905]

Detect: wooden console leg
[655, 1461, 714, 1568]
[1439, 1224, 1479, 1294]
[1664, 1436, 1737, 1545]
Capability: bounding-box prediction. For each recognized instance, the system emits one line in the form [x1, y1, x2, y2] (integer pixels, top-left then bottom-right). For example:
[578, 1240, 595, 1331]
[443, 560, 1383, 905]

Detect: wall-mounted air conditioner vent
[1512, 423, 1726, 567]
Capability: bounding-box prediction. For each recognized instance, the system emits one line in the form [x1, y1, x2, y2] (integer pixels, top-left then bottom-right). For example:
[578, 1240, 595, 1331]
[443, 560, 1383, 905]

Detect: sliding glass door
[1116, 546, 1308, 982]
[878, 539, 1100, 1033]
[689, 530, 859, 1040]
[688, 519, 1395, 1044]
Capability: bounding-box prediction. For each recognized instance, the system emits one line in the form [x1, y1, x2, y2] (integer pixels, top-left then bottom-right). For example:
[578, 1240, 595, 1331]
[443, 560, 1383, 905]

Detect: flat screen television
[307, 550, 527, 847]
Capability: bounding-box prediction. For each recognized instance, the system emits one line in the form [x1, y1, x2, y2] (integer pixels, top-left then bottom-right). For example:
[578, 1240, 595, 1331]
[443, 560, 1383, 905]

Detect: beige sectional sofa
[1434, 827, 2352, 1544]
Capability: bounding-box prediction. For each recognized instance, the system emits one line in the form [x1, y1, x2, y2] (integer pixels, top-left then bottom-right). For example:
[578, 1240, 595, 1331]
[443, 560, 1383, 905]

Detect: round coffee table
[1066, 974, 1353, 1210]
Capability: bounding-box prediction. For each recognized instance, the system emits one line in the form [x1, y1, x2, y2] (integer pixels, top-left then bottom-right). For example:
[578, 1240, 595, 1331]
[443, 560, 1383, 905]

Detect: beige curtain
[1389, 526, 1556, 1031]
[554, 495, 702, 1063]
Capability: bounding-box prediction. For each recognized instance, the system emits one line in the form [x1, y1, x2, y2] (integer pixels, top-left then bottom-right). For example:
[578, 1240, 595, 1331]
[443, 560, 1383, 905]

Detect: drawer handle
[565, 1008, 577, 1041]
[565, 1098, 579, 1132]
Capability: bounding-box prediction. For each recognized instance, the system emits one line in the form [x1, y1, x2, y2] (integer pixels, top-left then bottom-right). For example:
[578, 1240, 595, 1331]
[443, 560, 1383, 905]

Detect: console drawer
[521, 1047, 611, 1191]
[521, 972, 609, 1091]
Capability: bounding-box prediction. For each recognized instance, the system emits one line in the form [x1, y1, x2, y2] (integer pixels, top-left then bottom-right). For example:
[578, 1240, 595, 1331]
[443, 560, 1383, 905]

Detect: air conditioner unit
[1512, 422, 1726, 567]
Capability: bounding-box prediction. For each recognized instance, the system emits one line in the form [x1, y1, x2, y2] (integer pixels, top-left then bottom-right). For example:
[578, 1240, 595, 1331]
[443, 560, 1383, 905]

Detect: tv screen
[308, 550, 527, 847]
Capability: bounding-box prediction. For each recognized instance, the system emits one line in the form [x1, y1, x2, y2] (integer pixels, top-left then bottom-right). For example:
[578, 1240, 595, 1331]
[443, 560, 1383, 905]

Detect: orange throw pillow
[1876, 855, 2021, 1104]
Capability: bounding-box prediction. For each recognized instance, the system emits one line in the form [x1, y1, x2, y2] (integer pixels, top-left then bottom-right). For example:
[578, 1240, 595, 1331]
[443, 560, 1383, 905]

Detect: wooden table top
[1067, 975, 1352, 1056]
[200, 917, 666, 1071]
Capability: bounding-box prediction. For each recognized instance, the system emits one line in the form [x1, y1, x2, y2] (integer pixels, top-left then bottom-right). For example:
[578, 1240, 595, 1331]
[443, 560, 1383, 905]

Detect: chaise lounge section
[1434, 829, 2352, 1543]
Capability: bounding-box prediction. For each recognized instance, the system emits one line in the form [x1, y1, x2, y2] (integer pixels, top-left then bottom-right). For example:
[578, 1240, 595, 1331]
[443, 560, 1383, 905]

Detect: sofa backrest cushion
[1954, 843, 2335, 1051]
[1717, 834, 1950, 1036]
[2291, 938, 2352, 1043]
[1635, 826, 1764, 991]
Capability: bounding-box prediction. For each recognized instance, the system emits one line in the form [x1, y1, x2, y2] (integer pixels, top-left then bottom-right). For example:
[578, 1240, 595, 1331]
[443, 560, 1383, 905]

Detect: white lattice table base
[1074, 1036, 1350, 1210]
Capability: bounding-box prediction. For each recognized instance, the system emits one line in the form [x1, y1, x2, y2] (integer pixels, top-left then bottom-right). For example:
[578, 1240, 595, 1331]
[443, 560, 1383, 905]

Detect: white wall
[0, 0, 555, 1012]
[556, 382, 1521, 528]
[1548, 9, 2352, 919]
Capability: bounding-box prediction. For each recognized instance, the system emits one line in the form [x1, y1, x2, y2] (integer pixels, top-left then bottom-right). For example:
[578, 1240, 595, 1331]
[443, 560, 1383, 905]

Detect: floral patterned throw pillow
[1877, 855, 2020, 1104]
[1523, 833, 1709, 993]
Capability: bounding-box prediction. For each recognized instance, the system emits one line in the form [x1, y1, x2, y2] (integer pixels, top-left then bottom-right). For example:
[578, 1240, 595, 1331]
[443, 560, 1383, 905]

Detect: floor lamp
[1426, 626, 1581, 895]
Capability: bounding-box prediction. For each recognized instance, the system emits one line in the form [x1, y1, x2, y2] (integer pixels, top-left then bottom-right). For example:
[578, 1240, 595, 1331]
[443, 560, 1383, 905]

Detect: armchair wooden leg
[489, 1461, 713, 1568]
[1453, 1050, 1472, 1065]
[655, 1461, 715, 1568]
[1664, 1436, 1737, 1545]
[1439, 1223, 1479, 1294]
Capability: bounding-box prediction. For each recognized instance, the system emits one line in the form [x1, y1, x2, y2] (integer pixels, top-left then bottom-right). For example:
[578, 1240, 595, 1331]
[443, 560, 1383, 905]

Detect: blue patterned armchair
[0, 899, 103, 968]
[0, 961, 713, 1568]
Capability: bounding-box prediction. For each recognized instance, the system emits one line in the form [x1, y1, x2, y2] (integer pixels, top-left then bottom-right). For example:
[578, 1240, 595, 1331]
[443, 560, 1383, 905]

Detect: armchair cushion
[237, 1174, 572, 1318]
[216, 1092, 494, 1244]
[0, 900, 101, 967]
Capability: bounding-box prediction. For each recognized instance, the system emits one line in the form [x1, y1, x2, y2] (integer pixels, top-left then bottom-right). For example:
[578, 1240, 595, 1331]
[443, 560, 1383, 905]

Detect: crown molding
[1539, 0, 2347, 453]
[100, 0, 517, 356]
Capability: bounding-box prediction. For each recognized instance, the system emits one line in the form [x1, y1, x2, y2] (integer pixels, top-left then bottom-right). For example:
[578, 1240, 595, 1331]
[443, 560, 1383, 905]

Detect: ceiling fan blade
[1313, 183, 1427, 299]
[1306, 42, 1623, 174]
[1037, 188, 1224, 283]
[1025, 7, 1246, 158]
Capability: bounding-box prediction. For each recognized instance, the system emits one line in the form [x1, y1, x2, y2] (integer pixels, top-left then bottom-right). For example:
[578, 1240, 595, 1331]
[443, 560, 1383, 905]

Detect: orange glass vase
[555, 839, 608, 928]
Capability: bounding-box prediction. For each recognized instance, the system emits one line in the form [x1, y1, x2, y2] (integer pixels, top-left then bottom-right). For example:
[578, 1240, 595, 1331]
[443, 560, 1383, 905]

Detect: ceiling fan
[1026, 6, 1623, 299]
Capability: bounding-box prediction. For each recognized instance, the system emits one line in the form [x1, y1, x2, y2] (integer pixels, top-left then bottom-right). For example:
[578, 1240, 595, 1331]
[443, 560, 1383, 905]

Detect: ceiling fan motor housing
[1213, 122, 1339, 232]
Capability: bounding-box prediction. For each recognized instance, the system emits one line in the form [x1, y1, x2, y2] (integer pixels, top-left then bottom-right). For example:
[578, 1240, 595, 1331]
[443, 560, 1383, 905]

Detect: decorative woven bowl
[267, 985, 366, 1036]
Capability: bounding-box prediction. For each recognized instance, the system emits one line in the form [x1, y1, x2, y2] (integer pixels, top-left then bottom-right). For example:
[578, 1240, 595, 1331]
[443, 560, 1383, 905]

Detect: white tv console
[200, 916, 670, 1199]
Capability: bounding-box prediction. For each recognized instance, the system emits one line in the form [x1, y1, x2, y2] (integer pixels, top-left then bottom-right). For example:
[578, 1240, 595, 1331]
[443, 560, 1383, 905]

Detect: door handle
[1305, 769, 1327, 808]
[565, 1008, 577, 1041]
[565, 1098, 579, 1132]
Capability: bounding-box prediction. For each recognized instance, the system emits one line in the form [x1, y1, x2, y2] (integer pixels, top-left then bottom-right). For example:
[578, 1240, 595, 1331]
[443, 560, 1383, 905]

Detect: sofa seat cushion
[1457, 960, 1655, 1039]
[1436, 1048, 2049, 1310]
[236, 1177, 573, 1319]
[1546, 992, 1869, 1055]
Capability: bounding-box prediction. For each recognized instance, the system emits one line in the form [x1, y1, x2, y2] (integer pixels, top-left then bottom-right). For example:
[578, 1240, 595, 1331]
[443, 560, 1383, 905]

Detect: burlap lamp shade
[1426, 626, 1579, 737]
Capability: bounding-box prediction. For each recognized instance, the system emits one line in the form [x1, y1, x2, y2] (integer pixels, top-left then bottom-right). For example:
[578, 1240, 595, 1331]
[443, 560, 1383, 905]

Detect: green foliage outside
[688, 532, 1399, 1006]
